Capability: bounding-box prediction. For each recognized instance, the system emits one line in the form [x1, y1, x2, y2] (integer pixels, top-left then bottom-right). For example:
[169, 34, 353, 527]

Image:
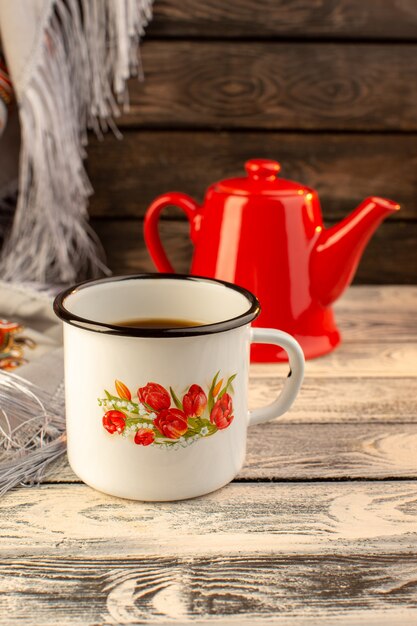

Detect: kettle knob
[245, 159, 281, 181]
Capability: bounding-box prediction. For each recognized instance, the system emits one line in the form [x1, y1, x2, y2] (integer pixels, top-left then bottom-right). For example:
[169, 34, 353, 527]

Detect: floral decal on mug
[98, 371, 236, 449]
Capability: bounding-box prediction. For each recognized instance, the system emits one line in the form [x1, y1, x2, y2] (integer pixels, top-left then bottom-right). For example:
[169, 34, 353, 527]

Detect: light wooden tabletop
[1, 286, 416, 625]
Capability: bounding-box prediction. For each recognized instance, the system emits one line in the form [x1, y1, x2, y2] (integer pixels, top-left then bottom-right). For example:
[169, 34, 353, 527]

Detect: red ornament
[138, 382, 170, 412]
[144, 159, 400, 361]
[134, 428, 155, 446]
[210, 393, 234, 430]
[183, 384, 207, 418]
[154, 408, 188, 440]
[0, 58, 13, 107]
[103, 410, 126, 434]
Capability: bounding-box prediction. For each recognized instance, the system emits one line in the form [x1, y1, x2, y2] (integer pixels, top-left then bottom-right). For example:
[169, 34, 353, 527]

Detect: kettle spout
[311, 197, 400, 306]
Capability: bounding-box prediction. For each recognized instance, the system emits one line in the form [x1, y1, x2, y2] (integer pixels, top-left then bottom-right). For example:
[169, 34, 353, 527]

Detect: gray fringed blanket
[0, 0, 152, 283]
[0, 281, 66, 494]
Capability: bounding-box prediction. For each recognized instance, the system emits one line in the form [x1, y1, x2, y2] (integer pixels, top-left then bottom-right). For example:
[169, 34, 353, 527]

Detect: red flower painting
[134, 428, 155, 446]
[102, 410, 126, 434]
[138, 382, 170, 412]
[183, 384, 207, 418]
[98, 371, 236, 448]
[154, 408, 188, 439]
[210, 393, 234, 430]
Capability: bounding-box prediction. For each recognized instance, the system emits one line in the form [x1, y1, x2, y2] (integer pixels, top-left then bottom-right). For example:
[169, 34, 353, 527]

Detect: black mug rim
[53, 273, 261, 337]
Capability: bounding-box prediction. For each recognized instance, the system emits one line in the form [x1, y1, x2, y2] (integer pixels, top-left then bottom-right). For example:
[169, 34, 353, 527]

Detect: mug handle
[249, 328, 305, 426]
[144, 192, 201, 272]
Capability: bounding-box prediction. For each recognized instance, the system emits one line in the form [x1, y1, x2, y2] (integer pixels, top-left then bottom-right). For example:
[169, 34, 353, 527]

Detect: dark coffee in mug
[114, 318, 204, 329]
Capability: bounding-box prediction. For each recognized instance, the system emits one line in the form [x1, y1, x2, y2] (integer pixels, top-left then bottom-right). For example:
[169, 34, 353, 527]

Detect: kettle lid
[213, 159, 311, 196]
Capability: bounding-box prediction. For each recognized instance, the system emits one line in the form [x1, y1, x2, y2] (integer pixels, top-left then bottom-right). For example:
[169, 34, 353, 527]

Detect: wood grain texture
[248, 376, 417, 421]
[244, 422, 417, 479]
[123, 41, 417, 131]
[92, 218, 417, 284]
[253, 343, 417, 377]
[333, 286, 417, 342]
[86, 130, 417, 220]
[1, 286, 416, 624]
[92, 218, 194, 275]
[44, 421, 417, 485]
[2, 482, 417, 557]
[148, 0, 417, 40]
[2, 554, 417, 625]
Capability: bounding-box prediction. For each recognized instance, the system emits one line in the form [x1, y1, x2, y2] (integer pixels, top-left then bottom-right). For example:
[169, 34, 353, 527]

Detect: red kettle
[144, 159, 399, 361]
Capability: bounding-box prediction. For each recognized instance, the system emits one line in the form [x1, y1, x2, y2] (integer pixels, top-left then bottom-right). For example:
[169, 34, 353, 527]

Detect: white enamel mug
[54, 274, 304, 501]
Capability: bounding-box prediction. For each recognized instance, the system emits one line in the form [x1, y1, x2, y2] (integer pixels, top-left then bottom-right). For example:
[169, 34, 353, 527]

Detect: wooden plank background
[86, 0, 417, 283]
[148, 0, 417, 39]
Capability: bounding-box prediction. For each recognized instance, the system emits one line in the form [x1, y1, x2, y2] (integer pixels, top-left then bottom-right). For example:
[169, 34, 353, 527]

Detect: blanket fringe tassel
[0, 0, 153, 283]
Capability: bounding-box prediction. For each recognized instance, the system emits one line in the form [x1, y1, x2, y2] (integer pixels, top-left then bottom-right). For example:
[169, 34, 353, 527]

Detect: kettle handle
[144, 192, 201, 272]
